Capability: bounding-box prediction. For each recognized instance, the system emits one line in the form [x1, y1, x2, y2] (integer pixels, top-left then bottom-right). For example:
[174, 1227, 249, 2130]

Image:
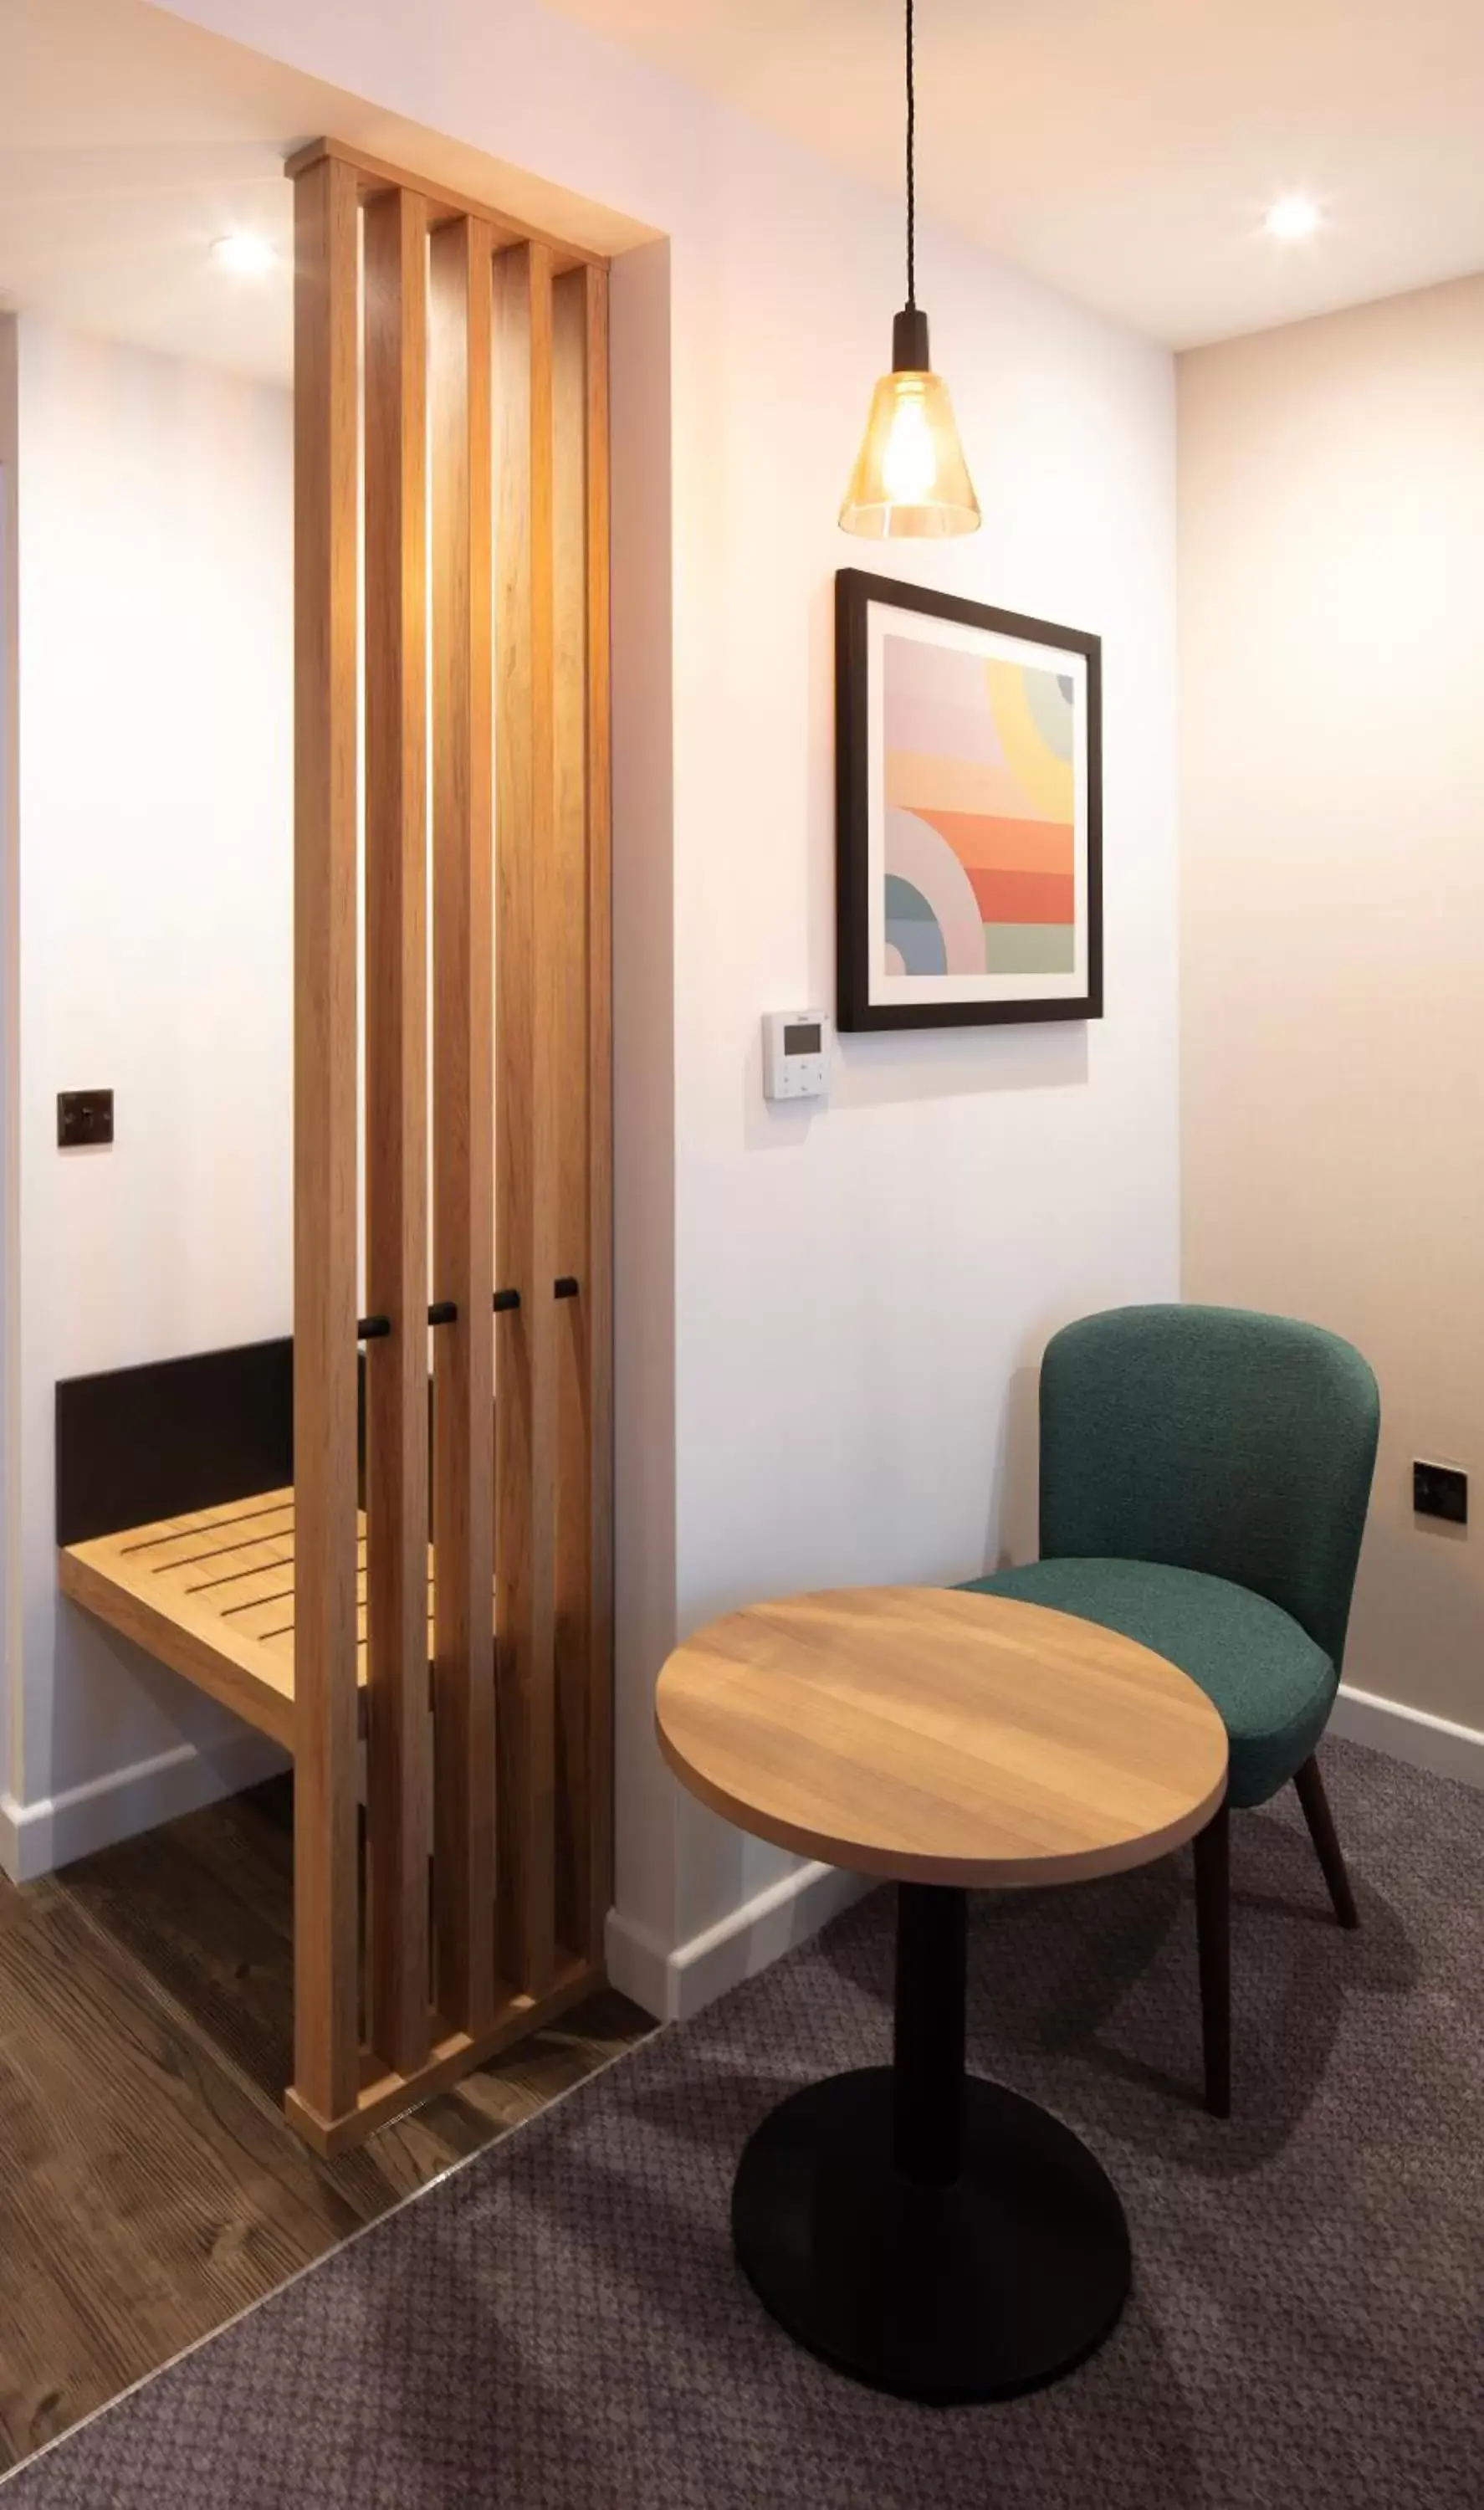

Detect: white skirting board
[0, 1731, 290, 1885]
[606, 1856, 875, 2023]
[4, 1682, 1475, 1945]
[1328, 1680, 1484, 1792]
[609, 1682, 1484, 2027]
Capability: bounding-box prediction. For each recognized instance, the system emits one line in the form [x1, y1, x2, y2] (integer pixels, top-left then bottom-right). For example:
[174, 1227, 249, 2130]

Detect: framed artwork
[835, 568, 1103, 1030]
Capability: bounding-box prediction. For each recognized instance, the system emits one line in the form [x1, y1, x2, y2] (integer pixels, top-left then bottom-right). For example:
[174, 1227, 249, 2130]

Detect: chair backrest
[1039, 1304, 1379, 1671]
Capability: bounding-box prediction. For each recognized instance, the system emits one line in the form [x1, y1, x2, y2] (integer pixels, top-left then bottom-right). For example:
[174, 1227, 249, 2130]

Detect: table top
[655, 1586, 1229, 1889]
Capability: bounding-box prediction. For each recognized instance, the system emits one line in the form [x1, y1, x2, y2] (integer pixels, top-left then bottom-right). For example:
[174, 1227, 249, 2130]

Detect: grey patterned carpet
[7, 1735, 1481, 2508]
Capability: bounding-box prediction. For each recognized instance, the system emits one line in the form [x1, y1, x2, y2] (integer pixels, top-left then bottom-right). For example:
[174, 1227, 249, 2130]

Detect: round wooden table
[656, 1585, 1228, 2403]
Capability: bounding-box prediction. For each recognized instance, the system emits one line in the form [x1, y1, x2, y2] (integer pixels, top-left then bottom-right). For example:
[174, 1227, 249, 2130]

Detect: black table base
[731, 1882, 1130, 2401]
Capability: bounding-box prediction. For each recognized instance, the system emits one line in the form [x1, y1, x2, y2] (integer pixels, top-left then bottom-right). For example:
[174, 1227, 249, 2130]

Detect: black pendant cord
[890, 0, 929, 371]
[905, 0, 916, 310]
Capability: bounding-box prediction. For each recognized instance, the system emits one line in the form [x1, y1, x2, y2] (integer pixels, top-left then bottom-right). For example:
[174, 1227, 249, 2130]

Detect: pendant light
[839, 0, 980, 538]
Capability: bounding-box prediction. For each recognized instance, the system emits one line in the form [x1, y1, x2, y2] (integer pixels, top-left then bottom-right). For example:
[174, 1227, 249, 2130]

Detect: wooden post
[494, 240, 559, 1996]
[582, 265, 615, 1964]
[429, 216, 498, 2037]
[290, 150, 362, 2129]
[363, 184, 432, 2077]
[550, 265, 612, 1964]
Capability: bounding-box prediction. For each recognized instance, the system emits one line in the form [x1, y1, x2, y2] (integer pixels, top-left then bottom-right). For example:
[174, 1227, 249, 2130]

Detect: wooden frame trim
[551, 266, 590, 1965]
[285, 138, 606, 277]
[582, 264, 615, 1960]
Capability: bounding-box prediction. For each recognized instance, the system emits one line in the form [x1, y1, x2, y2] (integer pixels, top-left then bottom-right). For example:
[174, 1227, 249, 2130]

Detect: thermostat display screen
[762, 1007, 829, 1102]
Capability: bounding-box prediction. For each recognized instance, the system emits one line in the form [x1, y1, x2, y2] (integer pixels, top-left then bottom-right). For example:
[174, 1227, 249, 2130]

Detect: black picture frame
[835, 567, 1103, 1031]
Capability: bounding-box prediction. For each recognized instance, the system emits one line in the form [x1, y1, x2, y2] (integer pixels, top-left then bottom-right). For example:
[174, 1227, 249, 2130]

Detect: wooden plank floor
[0, 1778, 650, 2472]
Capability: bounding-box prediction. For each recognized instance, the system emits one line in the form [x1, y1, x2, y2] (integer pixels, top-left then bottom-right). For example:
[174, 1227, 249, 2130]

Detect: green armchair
[959, 1303, 1379, 2115]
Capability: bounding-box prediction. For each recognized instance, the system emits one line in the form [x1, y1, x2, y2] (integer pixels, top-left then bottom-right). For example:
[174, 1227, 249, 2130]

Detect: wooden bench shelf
[59, 1490, 429, 1756]
[60, 1489, 604, 2159]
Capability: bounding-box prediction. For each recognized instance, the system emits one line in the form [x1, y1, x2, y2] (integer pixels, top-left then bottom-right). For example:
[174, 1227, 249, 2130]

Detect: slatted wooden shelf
[59, 1489, 605, 2157]
[59, 1491, 432, 1755]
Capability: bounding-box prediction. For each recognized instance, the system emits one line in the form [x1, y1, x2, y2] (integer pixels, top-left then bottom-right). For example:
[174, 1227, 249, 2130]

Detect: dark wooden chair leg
[1192, 1798, 1231, 2118]
[1293, 1752, 1359, 1929]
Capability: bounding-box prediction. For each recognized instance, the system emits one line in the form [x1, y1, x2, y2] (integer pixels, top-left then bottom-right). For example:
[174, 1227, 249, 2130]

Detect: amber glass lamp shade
[838, 309, 980, 539]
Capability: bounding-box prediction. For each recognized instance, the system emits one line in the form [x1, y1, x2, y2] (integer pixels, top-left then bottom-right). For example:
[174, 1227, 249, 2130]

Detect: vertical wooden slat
[429, 216, 498, 2036]
[494, 240, 559, 1996]
[583, 264, 614, 1964]
[363, 186, 432, 2076]
[550, 267, 612, 1964]
[550, 269, 588, 1960]
[291, 151, 362, 2127]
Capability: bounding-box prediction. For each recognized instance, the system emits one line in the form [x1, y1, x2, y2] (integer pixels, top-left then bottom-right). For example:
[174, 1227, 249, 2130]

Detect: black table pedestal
[730, 1882, 1130, 2402]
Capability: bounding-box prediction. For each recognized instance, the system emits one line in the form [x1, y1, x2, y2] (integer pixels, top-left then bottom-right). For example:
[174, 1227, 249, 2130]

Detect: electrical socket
[1413, 1460, 1466, 1527]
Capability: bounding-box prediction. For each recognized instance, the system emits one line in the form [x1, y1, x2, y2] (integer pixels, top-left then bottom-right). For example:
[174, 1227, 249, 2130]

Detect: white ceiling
[553, 0, 1484, 346]
[3, 0, 1478, 377]
[0, 0, 649, 387]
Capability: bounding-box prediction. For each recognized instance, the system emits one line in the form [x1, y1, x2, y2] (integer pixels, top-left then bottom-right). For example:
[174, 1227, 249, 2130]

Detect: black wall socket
[1413, 1460, 1467, 1526]
[58, 1089, 114, 1149]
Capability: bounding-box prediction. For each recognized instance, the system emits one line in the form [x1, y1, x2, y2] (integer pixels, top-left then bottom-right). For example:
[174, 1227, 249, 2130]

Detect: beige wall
[1180, 274, 1484, 1733]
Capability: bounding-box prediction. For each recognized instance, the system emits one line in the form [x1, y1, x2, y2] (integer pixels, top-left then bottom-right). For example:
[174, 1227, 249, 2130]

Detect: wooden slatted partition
[284, 140, 613, 2155]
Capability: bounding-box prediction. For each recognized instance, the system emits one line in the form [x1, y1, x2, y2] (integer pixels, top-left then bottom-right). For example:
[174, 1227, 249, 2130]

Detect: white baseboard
[606, 1856, 873, 2022]
[16, 1693, 1450, 1968]
[0, 1731, 290, 1884]
[602, 1684, 1484, 2026]
[1331, 1682, 1484, 1792]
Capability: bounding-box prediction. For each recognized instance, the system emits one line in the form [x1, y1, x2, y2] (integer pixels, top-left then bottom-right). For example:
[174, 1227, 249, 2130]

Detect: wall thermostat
[763, 1009, 830, 1101]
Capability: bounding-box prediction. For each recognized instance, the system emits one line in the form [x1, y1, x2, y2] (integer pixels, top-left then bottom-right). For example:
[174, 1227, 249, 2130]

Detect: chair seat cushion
[957, 1556, 1338, 1808]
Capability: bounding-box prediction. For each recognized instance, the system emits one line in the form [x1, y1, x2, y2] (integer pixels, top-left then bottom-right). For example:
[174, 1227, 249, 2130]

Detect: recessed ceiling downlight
[211, 232, 279, 277]
[1264, 193, 1323, 243]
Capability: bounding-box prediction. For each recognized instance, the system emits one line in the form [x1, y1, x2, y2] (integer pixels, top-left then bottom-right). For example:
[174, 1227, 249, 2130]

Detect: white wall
[3, 318, 293, 1873]
[20, 0, 1180, 2005]
[661, 131, 1180, 1971]
[1180, 274, 1484, 1750]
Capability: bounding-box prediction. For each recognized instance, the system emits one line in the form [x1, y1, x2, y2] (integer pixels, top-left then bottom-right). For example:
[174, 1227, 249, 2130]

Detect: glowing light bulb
[839, 366, 980, 540]
[880, 382, 938, 502]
